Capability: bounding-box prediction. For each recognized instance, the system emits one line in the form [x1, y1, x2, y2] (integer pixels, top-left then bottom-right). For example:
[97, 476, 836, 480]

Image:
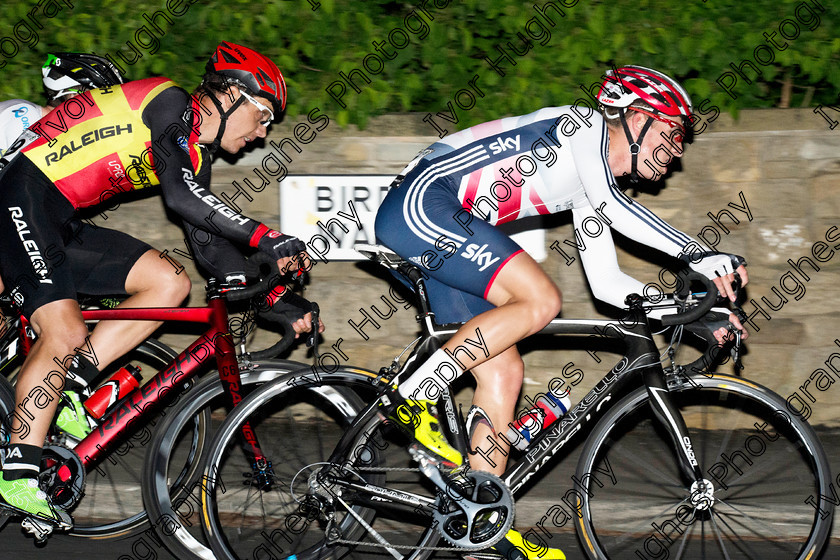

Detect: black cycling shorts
[0, 157, 151, 318]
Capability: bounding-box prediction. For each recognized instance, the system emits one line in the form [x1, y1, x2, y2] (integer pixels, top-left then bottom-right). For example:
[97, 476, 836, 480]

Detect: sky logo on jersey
[461, 243, 500, 271]
[488, 134, 520, 155]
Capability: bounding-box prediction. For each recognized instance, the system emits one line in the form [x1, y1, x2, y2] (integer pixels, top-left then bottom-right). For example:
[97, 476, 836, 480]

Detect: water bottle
[84, 364, 143, 418]
[506, 389, 572, 451]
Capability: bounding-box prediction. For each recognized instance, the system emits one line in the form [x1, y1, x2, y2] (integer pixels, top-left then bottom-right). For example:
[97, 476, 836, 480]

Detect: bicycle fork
[642, 367, 715, 511]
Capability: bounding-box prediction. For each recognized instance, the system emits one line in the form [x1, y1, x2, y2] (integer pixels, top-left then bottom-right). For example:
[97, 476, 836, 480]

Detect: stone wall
[100, 108, 840, 426]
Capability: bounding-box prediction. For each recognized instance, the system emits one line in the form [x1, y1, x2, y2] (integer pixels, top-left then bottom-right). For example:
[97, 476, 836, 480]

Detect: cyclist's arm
[182, 221, 247, 281]
[573, 205, 675, 320]
[575, 203, 746, 340]
[144, 87, 300, 261]
[570, 117, 745, 298]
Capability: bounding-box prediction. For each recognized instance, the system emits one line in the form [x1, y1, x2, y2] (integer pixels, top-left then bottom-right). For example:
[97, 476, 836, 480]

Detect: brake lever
[293, 254, 308, 288]
[306, 302, 320, 354]
[731, 328, 743, 375]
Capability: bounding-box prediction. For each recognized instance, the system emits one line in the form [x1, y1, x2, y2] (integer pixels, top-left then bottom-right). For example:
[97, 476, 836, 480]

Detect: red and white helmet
[206, 42, 287, 115]
[597, 65, 692, 120]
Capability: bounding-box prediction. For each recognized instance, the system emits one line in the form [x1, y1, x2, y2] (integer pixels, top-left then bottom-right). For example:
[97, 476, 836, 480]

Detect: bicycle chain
[329, 536, 473, 552]
[332, 466, 505, 553]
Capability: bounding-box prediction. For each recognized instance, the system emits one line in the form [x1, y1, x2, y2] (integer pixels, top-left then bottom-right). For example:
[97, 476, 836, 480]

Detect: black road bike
[191, 245, 834, 560]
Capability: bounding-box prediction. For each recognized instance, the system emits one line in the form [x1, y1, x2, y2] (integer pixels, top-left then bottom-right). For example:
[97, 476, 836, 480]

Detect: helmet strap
[619, 109, 654, 184]
[206, 90, 246, 153]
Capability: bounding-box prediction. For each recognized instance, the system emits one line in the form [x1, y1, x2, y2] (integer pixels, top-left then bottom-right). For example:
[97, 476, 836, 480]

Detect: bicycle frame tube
[503, 317, 704, 493]
[365, 254, 728, 509]
[72, 296, 246, 469]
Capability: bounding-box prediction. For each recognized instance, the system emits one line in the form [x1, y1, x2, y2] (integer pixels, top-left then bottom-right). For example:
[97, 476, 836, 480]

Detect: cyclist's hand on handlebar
[712, 264, 749, 303]
[710, 311, 749, 345]
[684, 253, 747, 302]
[276, 251, 314, 277]
[291, 311, 325, 339]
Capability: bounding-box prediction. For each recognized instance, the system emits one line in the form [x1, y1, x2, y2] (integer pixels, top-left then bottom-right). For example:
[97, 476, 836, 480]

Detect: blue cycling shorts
[375, 161, 523, 323]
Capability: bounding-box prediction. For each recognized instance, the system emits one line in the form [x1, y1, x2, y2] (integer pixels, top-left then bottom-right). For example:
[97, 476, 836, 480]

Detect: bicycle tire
[141, 359, 305, 560]
[0, 374, 14, 531]
[64, 338, 182, 538]
[200, 367, 444, 560]
[574, 373, 833, 560]
[0, 374, 14, 445]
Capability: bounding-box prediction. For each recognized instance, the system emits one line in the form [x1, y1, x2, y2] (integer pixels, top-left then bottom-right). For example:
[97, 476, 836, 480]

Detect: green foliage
[0, 0, 837, 128]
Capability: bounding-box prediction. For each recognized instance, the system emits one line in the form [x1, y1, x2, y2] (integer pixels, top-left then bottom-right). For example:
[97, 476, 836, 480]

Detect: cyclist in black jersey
[0, 54, 198, 444]
[0, 43, 319, 532]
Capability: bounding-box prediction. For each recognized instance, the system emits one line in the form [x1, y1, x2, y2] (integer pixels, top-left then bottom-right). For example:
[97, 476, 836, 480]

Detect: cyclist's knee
[127, 250, 192, 304]
[31, 309, 88, 355]
[524, 285, 562, 328]
[162, 266, 192, 304]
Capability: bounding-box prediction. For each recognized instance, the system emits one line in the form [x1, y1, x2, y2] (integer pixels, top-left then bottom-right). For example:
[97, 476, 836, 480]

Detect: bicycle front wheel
[142, 359, 304, 560]
[201, 367, 444, 560]
[575, 373, 833, 560]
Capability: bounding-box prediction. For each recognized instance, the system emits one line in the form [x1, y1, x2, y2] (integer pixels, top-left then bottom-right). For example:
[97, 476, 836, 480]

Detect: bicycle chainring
[432, 470, 514, 550]
[39, 444, 85, 510]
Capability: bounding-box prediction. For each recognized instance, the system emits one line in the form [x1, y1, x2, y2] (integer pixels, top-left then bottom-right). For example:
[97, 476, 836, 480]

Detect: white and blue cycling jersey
[375, 105, 710, 323]
[0, 99, 41, 155]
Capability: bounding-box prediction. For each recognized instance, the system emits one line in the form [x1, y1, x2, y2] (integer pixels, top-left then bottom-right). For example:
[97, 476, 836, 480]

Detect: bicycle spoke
[672, 518, 695, 560]
[576, 380, 831, 560]
[715, 499, 803, 550]
[708, 512, 736, 560]
[601, 436, 686, 499]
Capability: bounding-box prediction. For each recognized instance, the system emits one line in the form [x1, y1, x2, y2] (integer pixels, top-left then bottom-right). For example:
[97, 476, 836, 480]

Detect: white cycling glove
[683, 253, 746, 280]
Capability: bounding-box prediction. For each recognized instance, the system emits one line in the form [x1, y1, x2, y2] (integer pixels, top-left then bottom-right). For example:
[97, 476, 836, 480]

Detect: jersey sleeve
[573, 205, 675, 320]
[0, 100, 40, 155]
[182, 221, 247, 280]
[570, 118, 701, 259]
[143, 87, 264, 247]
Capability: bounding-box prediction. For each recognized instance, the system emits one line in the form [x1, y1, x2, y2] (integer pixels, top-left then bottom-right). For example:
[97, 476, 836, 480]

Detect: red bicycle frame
[52, 289, 255, 471]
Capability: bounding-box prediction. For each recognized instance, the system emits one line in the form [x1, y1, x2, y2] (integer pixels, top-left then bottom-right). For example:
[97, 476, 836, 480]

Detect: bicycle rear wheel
[200, 367, 445, 560]
[575, 373, 833, 560]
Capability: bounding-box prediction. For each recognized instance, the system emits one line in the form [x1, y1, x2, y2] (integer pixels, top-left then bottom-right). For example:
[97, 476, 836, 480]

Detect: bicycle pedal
[21, 516, 56, 543]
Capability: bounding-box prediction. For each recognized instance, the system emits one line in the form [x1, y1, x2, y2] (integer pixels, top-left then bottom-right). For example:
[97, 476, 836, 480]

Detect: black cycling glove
[255, 228, 306, 260]
[268, 290, 314, 323]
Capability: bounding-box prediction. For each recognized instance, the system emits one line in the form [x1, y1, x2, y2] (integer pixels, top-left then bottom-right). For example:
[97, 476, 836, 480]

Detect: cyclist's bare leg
[468, 346, 524, 475]
[85, 250, 191, 370]
[9, 299, 88, 447]
[439, 251, 561, 370]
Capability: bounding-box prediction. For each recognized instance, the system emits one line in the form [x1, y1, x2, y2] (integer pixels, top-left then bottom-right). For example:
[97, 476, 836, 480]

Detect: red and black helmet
[597, 65, 692, 120]
[206, 42, 287, 115]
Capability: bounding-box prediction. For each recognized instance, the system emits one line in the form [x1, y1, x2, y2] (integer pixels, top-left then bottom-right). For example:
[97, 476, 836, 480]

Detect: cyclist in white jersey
[0, 99, 42, 156]
[375, 66, 748, 559]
